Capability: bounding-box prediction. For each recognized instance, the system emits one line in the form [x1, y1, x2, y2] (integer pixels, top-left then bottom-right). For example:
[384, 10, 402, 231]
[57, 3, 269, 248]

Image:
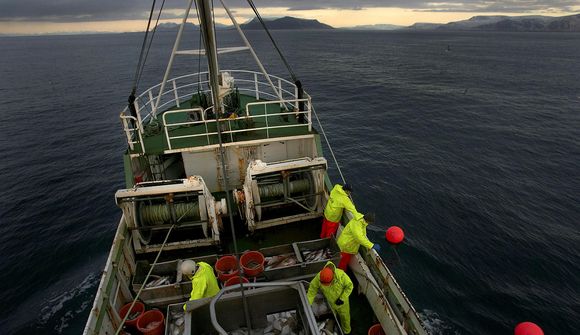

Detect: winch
[234, 157, 327, 231]
[115, 176, 225, 254]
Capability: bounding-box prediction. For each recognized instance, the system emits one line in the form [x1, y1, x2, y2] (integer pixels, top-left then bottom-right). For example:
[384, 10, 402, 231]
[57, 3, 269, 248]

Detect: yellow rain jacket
[324, 184, 358, 223]
[307, 262, 354, 334]
[337, 213, 374, 254]
[184, 262, 220, 311]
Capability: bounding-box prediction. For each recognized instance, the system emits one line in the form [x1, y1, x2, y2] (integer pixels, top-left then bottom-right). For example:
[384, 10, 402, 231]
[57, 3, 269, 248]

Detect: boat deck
[129, 93, 313, 155]
[135, 218, 377, 335]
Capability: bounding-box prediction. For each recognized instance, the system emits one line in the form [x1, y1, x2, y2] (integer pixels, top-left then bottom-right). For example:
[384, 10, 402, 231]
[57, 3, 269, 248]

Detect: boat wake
[38, 272, 99, 333]
[419, 310, 461, 335]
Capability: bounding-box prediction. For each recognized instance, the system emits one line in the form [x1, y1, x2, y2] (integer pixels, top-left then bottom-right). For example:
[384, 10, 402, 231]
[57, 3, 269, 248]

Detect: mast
[195, 0, 254, 331]
[195, 0, 222, 115]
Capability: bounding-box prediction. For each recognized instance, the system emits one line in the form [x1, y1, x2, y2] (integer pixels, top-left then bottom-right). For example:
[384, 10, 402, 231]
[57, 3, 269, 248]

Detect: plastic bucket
[224, 276, 249, 287]
[240, 251, 265, 277]
[215, 255, 239, 282]
[137, 310, 165, 335]
[368, 324, 386, 335]
[119, 301, 145, 328]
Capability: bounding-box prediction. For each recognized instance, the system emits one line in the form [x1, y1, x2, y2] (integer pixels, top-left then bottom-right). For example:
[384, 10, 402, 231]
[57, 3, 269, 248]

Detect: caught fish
[303, 248, 334, 263]
[127, 311, 140, 320]
[145, 275, 172, 288]
[144, 321, 162, 330]
[246, 260, 261, 269]
[265, 253, 299, 270]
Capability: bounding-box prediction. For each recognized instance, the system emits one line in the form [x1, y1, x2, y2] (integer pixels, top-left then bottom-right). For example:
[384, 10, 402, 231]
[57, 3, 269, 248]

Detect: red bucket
[215, 255, 239, 282]
[224, 276, 249, 287]
[240, 251, 264, 277]
[368, 324, 386, 335]
[119, 301, 145, 328]
[137, 310, 165, 335]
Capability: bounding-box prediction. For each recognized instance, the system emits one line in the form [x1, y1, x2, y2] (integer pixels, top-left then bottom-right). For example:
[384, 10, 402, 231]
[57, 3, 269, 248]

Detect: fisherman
[180, 260, 220, 311]
[307, 262, 354, 334]
[336, 212, 381, 270]
[321, 183, 358, 238]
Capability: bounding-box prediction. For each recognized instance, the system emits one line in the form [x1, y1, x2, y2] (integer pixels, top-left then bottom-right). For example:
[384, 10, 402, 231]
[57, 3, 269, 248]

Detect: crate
[260, 243, 303, 281]
[295, 237, 341, 275]
[176, 283, 319, 334]
[259, 237, 340, 282]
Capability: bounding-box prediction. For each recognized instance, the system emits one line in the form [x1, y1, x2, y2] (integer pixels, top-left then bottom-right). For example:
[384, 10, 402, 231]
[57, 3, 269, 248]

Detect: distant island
[344, 24, 403, 31]
[4, 14, 580, 37]
[408, 14, 580, 32]
[154, 14, 580, 33]
[152, 17, 332, 31]
[240, 16, 333, 30]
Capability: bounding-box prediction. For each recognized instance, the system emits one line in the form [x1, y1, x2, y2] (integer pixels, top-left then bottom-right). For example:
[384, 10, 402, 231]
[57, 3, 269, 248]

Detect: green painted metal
[129, 94, 312, 155]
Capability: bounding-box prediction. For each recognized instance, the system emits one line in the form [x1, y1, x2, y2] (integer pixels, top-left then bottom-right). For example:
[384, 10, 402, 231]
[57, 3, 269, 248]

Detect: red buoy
[386, 226, 404, 244]
[514, 322, 544, 335]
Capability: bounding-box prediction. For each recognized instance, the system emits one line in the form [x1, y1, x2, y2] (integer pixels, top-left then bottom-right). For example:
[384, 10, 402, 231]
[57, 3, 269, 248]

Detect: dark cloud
[0, 0, 577, 22]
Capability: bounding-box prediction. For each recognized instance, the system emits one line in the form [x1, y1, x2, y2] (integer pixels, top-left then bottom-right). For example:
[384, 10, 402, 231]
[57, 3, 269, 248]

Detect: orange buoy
[514, 322, 544, 335]
[386, 226, 404, 244]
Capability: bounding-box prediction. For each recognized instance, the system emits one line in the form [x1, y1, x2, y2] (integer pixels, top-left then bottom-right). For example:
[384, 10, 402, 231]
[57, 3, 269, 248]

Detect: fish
[144, 321, 161, 330]
[265, 253, 299, 270]
[303, 248, 334, 262]
[144, 275, 172, 288]
[127, 311, 140, 320]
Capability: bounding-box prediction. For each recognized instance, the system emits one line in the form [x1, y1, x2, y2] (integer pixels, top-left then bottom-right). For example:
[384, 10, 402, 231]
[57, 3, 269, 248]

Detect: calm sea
[0, 29, 579, 334]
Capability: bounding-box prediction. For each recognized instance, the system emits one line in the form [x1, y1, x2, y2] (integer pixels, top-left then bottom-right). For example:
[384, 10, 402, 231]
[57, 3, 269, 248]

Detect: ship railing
[119, 115, 145, 152]
[121, 69, 307, 150]
[162, 97, 312, 150]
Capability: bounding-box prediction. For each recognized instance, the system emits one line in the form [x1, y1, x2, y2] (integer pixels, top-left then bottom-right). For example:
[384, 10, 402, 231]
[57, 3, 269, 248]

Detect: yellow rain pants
[307, 261, 354, 334]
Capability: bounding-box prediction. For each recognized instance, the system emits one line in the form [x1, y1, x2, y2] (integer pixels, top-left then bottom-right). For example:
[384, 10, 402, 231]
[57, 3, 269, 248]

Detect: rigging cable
[130, 0, 157, 96]
[209, 0, 255, 328]
[195, 0, 254, 331]
[194, 1, 204, 91]
[245, 0, 297, 83]
[113, 224, 175, 335]
[127, 0, 161, 123]
[311, 105, 346, 184]
[113, 201, 198, 335]
[136, 0, 167, 89]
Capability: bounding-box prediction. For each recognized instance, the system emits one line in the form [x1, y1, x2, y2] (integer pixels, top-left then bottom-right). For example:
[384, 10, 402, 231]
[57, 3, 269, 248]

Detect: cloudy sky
[0, 0, 578, 34]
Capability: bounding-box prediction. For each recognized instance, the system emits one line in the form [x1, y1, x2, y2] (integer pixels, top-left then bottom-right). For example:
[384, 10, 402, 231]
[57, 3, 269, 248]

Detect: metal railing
[121, 70, 312, 152]
[162, 98, 311, 150]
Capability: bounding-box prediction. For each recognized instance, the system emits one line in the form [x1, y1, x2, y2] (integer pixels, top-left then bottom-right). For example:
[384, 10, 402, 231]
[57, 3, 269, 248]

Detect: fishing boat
[83, 0, 427, 334]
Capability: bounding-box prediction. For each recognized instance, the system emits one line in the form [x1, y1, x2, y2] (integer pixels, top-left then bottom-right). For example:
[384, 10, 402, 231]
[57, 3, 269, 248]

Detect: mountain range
[240, 16, 333, 30]
[154, 17, 332, 31]
[408, 14, 580, 32]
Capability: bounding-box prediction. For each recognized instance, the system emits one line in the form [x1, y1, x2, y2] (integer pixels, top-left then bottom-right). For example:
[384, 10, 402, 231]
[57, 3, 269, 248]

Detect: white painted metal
[242, 157, 327, 231]
[125, 70, 302, 122]
[161, 103, 310, 149]
[119, 114, 145, 153]
[115, 176, 221, 253]
[175, 46, 250, 55]
[161, 107, 204, 150]
[220, 0, 284, 103]
[153, 0, 195, 115]
[172, 80, 180, 107]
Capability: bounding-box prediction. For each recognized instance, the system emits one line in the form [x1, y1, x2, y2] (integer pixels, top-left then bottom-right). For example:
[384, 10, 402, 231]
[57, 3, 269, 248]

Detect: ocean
[0, 29, 579, 334]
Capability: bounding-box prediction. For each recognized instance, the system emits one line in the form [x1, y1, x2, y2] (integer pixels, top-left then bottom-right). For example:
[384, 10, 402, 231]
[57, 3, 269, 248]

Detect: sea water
[0, 30, 579, 334]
